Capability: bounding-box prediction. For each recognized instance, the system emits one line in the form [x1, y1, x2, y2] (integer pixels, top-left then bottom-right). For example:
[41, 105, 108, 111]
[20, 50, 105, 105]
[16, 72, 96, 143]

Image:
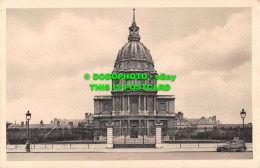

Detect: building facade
[93, 9, 176, 140]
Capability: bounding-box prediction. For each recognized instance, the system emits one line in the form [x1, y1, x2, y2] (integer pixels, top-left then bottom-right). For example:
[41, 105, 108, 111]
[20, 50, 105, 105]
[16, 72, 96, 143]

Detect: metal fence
[113, 127, 155, 145]
[6, 143, 107, 150]
[7, 126, 253, 144]
[6, 127, 107, 144]
[8, 142, 253, 150]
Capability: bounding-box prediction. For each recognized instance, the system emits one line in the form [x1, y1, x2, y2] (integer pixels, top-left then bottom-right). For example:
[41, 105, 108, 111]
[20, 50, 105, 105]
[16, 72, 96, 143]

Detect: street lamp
[240, 108, 246, 128]
[240, 108, 246, 142]
[26, 110, 31, 152]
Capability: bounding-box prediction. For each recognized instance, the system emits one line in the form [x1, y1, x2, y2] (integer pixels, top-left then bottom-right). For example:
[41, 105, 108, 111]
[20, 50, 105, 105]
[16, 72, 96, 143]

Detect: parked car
[217, 140, 247, 152]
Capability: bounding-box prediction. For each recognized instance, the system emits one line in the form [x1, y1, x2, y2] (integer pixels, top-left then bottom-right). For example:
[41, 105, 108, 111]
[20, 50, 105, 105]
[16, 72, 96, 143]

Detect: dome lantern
[128, 8, 141, 42]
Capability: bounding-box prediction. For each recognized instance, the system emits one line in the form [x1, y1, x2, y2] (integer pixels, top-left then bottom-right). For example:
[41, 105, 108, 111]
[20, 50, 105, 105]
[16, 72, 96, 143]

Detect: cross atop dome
[128, 8, 141, 42]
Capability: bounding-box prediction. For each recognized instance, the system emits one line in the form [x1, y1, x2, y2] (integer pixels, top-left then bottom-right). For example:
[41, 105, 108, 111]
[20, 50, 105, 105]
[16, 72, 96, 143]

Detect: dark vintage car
[217, 140, 247, 152]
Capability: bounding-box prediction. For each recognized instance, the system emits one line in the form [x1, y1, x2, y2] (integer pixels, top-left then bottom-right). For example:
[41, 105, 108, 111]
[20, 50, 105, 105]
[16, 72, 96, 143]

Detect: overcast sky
[6, 8, 252, 124]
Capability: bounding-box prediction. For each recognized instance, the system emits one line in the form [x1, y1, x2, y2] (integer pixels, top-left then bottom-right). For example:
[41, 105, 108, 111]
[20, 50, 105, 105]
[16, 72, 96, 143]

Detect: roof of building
[8, 118, 86, 129]
[157, 95, 175, 99]
[187, 119, 200, 124]
[214, 124, 252, 128]
[197, 118, 212, 125]
[59, 119, 84, 126]
[8, 123, 71, 129]
[187, 117, 214, 125]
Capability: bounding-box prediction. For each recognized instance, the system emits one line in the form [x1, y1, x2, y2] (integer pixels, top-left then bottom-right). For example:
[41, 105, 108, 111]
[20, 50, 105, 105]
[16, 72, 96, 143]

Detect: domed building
[93, 9, 176, 141]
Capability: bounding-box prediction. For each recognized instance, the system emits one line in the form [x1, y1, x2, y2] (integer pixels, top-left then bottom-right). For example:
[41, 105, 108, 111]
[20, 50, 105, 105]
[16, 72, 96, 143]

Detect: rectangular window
[159, 103, 165, 111]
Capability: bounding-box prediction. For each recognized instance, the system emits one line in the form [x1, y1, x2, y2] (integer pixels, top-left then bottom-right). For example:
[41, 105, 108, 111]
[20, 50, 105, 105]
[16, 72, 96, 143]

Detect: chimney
[85, 113, 89, 119]
[21, 121, 24, 127]
[212, 116, 216, 121]
[69, 122, 74, 127]
[57, 120, 60, 127]
[40, 120, 43, 127]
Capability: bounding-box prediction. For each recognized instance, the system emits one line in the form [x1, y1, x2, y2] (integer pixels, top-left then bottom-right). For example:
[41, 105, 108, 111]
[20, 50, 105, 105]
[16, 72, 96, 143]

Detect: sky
[6, 8, 252, 124]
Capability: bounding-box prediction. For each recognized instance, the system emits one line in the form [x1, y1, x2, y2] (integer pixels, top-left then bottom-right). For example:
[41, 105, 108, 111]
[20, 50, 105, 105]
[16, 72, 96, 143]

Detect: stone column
[144, 96, 146, 112]
[153, 97, 156, 115]
[166, 100, 169, 114]
[128, 95, 130, 113]
[155, 122, 163, 148]
[139, 120, 142, 136]
[112, 97, 115, 116]
[106, 121, 114, 148]
[147, 120, 150, 136]
[122, 96, 125, 114]
[138, 95, 141, 113]
[119, 120, 122, 136]
[128, 120, 130, 136]
[120, 96, 122, 115]
[146, 120, 148, 135]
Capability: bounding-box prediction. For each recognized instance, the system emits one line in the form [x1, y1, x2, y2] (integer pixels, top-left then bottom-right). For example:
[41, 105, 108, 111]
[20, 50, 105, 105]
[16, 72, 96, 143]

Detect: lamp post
[240, 108, 246, 141]
[240, 108, 246, 128]
[26, 110, 31, 152]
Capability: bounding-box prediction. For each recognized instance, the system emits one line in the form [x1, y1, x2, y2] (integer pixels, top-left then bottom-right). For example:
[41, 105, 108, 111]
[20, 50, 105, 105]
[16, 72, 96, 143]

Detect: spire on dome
[132, 8, 136, 25]
[128, 8, 140, 42]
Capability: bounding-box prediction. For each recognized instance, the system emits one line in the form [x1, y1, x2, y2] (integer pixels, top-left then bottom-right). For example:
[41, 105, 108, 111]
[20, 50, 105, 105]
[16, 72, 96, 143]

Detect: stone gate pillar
[106, 120, 114, 148]
[155, 121, 163, 148]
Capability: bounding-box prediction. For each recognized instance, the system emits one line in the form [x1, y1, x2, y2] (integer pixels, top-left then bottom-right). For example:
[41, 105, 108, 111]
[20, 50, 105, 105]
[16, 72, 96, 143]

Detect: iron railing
[113, 127, 155, 144]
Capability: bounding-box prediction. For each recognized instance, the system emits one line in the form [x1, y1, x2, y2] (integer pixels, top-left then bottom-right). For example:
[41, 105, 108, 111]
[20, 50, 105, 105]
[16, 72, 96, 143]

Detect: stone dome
[116, 41, 152, 62]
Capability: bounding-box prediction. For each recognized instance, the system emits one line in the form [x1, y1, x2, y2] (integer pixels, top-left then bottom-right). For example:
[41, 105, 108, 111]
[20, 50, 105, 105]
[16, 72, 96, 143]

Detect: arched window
[137, 78, 141, 85]
[132, 62, 136, 69]
[115, 79, 119, 85]
[149, 63, 153, 71]
[127, 62, 131, 69]
[137, 62, 141, 69]
[127, 79, 131, 85]
[141, 62, 144, 69]
[149, 79, 152, 85]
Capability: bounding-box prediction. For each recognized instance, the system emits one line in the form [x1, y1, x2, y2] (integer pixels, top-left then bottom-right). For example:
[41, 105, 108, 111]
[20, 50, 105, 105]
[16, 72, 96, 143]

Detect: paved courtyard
[7, 151, 253, 161]
[6, 143, 253, 160]
[6, 143, 253, 152]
